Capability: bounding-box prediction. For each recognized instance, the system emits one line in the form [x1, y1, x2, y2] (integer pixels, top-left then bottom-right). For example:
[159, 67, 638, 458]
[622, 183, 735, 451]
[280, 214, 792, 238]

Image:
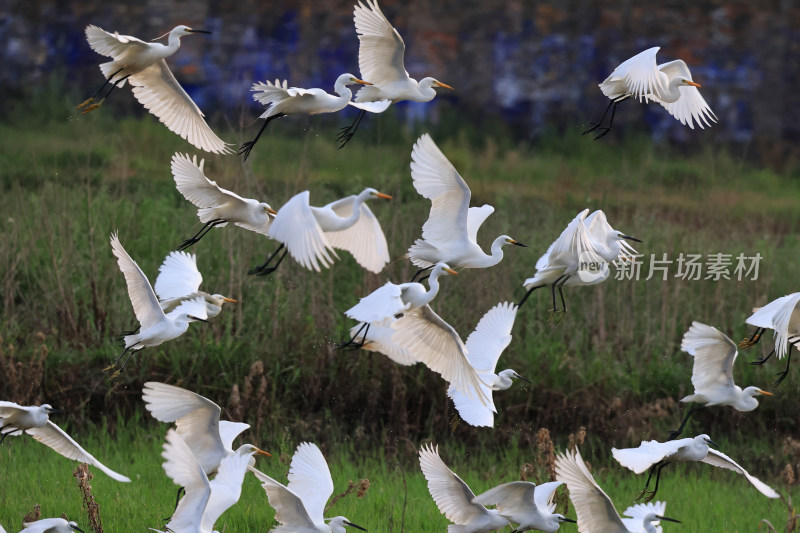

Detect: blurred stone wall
[3, 0, 798, 145]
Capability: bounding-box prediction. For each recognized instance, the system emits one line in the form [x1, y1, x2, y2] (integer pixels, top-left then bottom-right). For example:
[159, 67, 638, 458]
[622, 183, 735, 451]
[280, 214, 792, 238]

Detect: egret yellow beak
[351, 78, 372, 85]
[223, 297, 238, 303]
[684, 80, 702, 88]
[444, 268, 458, 275]
[255, 448, 272, 457]
[372, 192, 393, 200]
[267, 207, 278, 216]
[759, 390, 774, 396]
[434, 81, 454, 90]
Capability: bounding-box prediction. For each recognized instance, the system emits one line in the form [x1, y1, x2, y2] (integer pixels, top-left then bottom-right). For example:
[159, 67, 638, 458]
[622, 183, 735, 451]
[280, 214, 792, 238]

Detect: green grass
[0, 422, 796, 532]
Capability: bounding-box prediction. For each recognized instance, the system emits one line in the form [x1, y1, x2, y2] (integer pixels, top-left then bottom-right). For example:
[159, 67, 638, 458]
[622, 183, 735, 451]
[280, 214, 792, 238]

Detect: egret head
[327, 516, 368, 531]
[556, 515, 577, 524]
[236, 444, 272, 457]
[500, 235, 527, 248]
[499, 369, 531, 384]
[429, 78, 454, 91]
[360, 187, 392, 201]
[340, 73, 372, 86]
[615, 231, 642, 243]
[210, 294, 238, 306]
[261, 203, 277, 217]
[680, 78, 702, 88]
[433, 262, 458, 277]
[42, 404, 63, 415]
[744, 386, 774, 399]
[697, 434, 718, 448]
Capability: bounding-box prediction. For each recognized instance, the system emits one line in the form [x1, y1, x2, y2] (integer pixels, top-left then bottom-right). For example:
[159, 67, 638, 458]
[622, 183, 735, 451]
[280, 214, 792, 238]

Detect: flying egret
[109, 232, 208, 376]
[78, 25, 231, 154]
[612, 434, 779, 502]
[250, 442, 367, 533]
[445, 302, 529, 427]
[171, 153, 277, 250]
[0, 402, 130, 482]
[337, 0, 454, 147]
[18, 519, 87, 533]
[157, 428, 252, 533]
[474, 480, 575, 533]
[518, 209, 640, 311]
[153, 250, 236, 318]
[583, 47, 716, 139]
[250, 187, 392, 276]
[407, 134, 525, 278]
[239, 74, 375, 161]
[418, 443, 510, 532]
[342, 262, 489, 405]
[554, 448, 681, 533]
[668, 321, 773, 439]
[740, 292, 800, 385]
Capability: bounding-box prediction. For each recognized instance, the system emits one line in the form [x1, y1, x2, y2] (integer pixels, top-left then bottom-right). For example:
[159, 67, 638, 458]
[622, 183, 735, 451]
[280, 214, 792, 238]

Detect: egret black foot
[81, 100, 104, 114]
[750, 357, 770, 366]
[775, 371, 790, 386]
[592, 128, 611, 140]
[76, 97, 95, 110]
[739, 336, 760, 348]
[238, 141, 256, 162]
[581, 122, 600, 135]
[248, 265, 278, 276]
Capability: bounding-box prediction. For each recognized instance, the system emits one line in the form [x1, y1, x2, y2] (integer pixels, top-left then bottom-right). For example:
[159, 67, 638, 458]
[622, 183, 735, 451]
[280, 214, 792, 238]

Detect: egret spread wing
[392, 305, 490, 406]
[702, 449, 779, 498]
[555, 449, 628, 533]
[534, 480, 564, 513]
[745, 294, 799, 331]
[163, 429, 211, 532]
[348, 98, 392, 113]
[354, 0, 409, 87]
[474, 481, 537, 516]
[85, 25, 148, 59]
[419, 444, 487, 525]
[250, 467, 319, 530]
[464, 301, 517, 374]
[110, 232, 166, 331]
[546, 209, 596, 268]
[25, 422, 131, 482]
[466, 205, 495, 245]
[154, 251, 203, 302]
[345, 282, 407, 323]
[602, 47, 664, 101]
[129, 59, 232, 154]
[218, 421, 251, 452]
[410, 134, 471, 247]
[621, 501, 667, 533]
[268, 191, 337, 272]
[142, 382, 226, 471]
[324, 196, 389, 274]
[681, 321, 738, 399]
[651, 60, 717, 129]
[20, 519, 76, 533]
[0, 402, 25, 436]
[286, 442, 334, 524]
[165, 296, 208, 321]
[352, 317, 418, 365]
[612, 439, 688, 474]
[447, 384, 495, 427]
[767, 293, 800, 358]
[203, 453, 250, 531]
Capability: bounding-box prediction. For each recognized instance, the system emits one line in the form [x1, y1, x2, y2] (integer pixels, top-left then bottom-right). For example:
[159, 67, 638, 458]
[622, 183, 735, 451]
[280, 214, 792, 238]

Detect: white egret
[337, 0, 454, 147]
[171, 153, 277, 250]
[250, 441, 367, 532]
[584, 47, 716, 139]
[78, 25, 231, 154]
[342, 263, 489, 405]
[19, 519, 87, 533]
[474, 480, 575, 533]
[445, 302, 528, 427]
[612, 434, 779, 502]
[158, 428, 252, 533]
[669, 321, 773, 439]
[239, 74, 374, 161]
[109, 232, 208, 376]
[250, 187, 391, 275]
[621, 502, 671, 533]
[554, 448, 680, 533]
[407, 134, 525, 278]
[518, 209, 640, 310]
[741, 292, 800, 385]
[418, 443, 510, 532]
[152, 250, 236, 318]
[142, 382, 271, 476]
[0, 402, 130, 482]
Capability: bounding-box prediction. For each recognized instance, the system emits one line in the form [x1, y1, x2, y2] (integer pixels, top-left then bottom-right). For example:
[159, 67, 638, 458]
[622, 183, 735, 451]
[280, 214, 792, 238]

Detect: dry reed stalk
[324, 479, 370, 512]
[73, 463, 103, 533]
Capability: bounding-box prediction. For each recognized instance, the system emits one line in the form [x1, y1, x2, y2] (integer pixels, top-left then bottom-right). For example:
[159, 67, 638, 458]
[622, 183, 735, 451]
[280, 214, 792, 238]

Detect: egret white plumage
[740, 292, 800, 385]
[239, 74, 374, 161]
[337, 0, 454, 147]
[519, 209, 639, 311]
[554, 448, 681, 533]
[668, 321, 773, 439]
[343, 263, 489, 405]
[158, 428, 252, 533]
[445, 302, 529, 427]
[0, 402, 130, 482]
[418, 443, 510, 533]
[78, 25, 231, 154]
[250, 187, 391, 275]
[250, 442, 367, 533]
[621, 502, 671, 533]
[153, 250, 237, 318]
[109, 232, 208, 376]
[612, 434, 779, 502]
[407, 134, 525, 276]
[584, 47, 716, 139]
[18, 519, 87, 533]
[171, 153, 277, 250]
[474, 480, 575, 533]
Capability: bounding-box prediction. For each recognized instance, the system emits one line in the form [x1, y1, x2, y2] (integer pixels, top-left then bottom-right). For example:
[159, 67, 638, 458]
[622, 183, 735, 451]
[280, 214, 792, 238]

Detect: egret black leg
[239, 113, 286, 162]
[739, 327, 764, 348]
[635, 460, 669, 502]
[77, 68, 124, 109]
[337, 109, 367, 149]
[557, 274, 571, 312]
[582, 95, 628, 139]
[177, 219, 226, 251]
[0, 430, 10, 446]
[337, 322, 370, 351]
[248, 244, 287, 276]
[79, 74, 131, 114]
[117, 326, 140, 341]
[517, 285, 543, 309]
[667, 405, 701, 440]
[775, 349, 794, 386]
[410, 265, 433, 282]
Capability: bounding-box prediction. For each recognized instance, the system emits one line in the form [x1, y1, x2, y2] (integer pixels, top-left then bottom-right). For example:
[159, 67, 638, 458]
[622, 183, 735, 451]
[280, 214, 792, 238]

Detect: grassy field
[2, 84, 800, 530]
[1, 421, 797, 532]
